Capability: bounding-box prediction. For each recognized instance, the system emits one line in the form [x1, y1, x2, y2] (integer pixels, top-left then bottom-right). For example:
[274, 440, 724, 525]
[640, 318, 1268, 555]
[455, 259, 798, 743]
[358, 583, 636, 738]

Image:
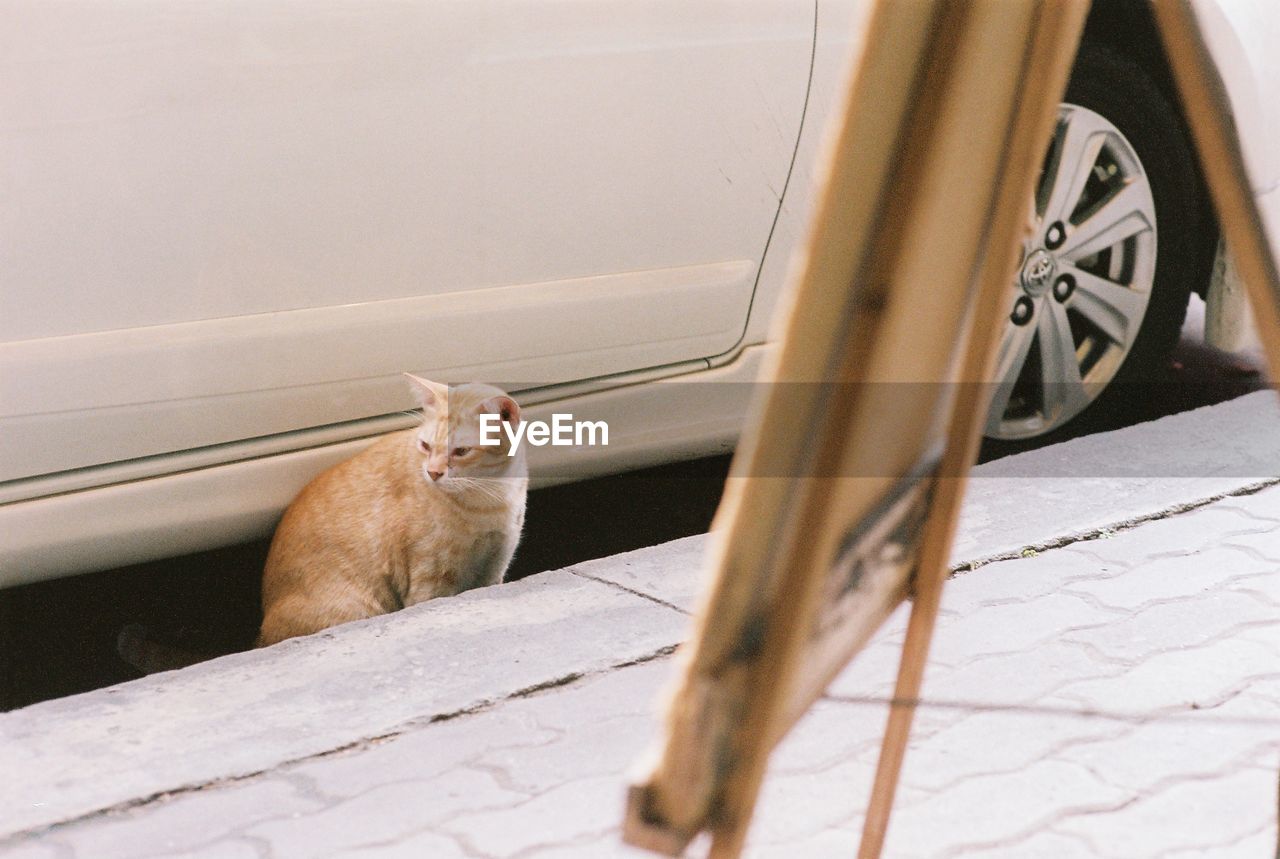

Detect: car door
[0, 1, 814, 485]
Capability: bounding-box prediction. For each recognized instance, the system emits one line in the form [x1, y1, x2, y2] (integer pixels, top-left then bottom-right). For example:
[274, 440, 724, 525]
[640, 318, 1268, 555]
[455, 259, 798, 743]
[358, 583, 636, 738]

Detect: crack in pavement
[0, 645, 679, 850]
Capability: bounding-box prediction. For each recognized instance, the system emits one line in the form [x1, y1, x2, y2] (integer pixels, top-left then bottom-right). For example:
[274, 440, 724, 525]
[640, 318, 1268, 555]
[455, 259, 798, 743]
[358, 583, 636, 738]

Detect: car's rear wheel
[984, 42, 1204, 445]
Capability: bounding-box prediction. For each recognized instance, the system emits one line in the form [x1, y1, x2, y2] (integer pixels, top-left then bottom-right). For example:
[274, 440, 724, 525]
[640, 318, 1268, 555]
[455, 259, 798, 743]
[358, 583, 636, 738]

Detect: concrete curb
[3, 391, 1279, 841]
[0, 572, 688, 837]
[951, 391, 1280, 566]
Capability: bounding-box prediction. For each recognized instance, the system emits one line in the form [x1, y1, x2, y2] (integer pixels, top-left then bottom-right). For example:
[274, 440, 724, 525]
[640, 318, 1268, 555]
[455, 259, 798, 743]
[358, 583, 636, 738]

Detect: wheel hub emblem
[1021, 249, 1056, 296]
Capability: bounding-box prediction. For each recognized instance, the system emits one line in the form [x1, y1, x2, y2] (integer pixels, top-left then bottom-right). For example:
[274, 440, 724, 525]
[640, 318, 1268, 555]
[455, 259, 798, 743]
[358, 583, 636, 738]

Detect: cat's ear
[403, 373, 447, 409]
[478, 395, 520, 426]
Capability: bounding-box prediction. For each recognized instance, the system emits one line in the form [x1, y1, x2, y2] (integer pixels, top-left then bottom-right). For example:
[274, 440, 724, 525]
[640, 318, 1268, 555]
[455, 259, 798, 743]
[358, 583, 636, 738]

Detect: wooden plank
[856, 1, 1090, 854]
[623, 1, 1089, 856]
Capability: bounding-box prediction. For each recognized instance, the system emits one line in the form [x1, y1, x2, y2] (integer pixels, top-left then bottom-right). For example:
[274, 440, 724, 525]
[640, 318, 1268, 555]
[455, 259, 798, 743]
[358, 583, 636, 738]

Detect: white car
[3, 0, 1278, 586]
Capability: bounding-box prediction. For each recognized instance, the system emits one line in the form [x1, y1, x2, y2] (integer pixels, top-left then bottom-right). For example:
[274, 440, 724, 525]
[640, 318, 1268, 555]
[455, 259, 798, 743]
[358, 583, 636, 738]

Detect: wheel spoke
[1059, 180, 1153, 261]
[991, 103, 1159, 442]
[1037, 298, 1089, 420]
[1042, 110, 1107, 224]
[984, 310, 1038, 435]
[1064, 264, 1148, 346]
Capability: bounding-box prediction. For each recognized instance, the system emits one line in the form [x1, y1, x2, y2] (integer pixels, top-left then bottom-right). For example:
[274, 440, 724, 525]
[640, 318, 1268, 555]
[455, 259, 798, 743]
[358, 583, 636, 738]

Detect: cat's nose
[428, 469, 444, 482]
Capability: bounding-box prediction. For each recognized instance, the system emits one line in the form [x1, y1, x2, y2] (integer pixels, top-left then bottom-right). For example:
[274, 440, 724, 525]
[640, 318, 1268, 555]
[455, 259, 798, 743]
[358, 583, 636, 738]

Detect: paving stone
[927, 593, 1114, 666]
[747, 742, 936, 850]
[0, 570, 686, 838]
[884, 759, 1129, 857]
[568, 535, 708, 613]
[1050, 633, 1280, 712]
[1054, 767, 1277, 859]
[1059, 588, 1277, 663]
[1174, 824, 1279, 859]
[255, 662, 662, 858]
[746, 708, 935, 851]
[520, 833, 655, 859]
[823, 636, 912, 700]
[1218, 529, 1280, 565]
[1062, 504, 1275, 565]
[179, 841, 263, 859]
[943, 551, 1113, 613]
[764, 700, 884, 776]
[290, 708, 554, 802]
[898, 710, 1120, 794]
[1218, 483, 1280, 521]
[330, 829, 471, 859]
[752, 792, 867, 849]
[474, 710, 654, 796]
[1062, 545, 1275, 611]
[1054, 700, 1280, 797]
[252, 768, 529, 858]
[953, 392, 1280, 564]
[956, 830, 1099, 858]
[1219, 545, 1280, 606]
[925, 639, 1121, 706]
[750, 827, 863, 859]
[495, 658, 670, 732]
[748, 753, 877, 847]
[473, 672, 666, 792]
[44, 776, 323, 859]
[441, 774, 621, 858]
[952, 476, 1251, 565]
[0, 840, 66, 859]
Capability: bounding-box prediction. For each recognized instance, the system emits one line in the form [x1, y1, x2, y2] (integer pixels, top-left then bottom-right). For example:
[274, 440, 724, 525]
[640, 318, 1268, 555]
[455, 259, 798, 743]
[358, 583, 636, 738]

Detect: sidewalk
[4, 393, 1280, 858]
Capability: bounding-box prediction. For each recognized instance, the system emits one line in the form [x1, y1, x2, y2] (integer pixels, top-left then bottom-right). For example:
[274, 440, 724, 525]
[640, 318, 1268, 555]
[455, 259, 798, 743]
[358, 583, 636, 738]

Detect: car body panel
[5, 0, 1280, 586]
[736, 0, 864, 352]
[1, 1, 812, 482]
[1192, 0, 1280, 193]
[1182, 1, 1280, 349]
[2, 261, 753, 482]
[1, 345, 764, 588]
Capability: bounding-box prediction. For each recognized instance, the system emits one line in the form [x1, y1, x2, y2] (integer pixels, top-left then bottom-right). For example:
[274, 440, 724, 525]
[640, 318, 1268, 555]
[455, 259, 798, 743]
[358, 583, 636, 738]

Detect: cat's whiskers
[446, 475, 514, 505]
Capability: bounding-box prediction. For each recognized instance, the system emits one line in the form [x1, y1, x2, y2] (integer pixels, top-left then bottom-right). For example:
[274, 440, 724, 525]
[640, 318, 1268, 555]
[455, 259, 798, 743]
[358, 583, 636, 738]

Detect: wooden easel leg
[855, 301, 998, 858]
[625, 1, 1087, 854]
[855, 480, 958, 859]
[856, 0, 1091, 846]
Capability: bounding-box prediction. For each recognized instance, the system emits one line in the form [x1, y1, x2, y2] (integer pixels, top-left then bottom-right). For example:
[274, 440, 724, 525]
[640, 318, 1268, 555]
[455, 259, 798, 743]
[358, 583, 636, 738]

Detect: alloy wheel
[986, 103, 1158, 440]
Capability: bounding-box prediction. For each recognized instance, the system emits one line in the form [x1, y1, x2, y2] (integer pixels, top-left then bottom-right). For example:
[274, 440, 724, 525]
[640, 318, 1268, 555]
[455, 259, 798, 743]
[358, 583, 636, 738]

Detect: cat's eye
[451, 447, 472, 458]
[416, 438, 431, 454]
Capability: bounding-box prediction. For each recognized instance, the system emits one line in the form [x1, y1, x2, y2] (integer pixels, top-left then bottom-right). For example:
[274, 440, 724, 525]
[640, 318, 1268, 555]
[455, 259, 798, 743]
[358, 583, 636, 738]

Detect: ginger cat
[257, 376, 527, 647]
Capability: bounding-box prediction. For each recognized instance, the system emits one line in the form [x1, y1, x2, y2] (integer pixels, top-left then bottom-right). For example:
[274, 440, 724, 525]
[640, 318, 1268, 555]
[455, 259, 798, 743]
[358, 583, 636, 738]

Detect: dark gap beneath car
[0, 455, 733, 712]
[2, 330, 1271, 714]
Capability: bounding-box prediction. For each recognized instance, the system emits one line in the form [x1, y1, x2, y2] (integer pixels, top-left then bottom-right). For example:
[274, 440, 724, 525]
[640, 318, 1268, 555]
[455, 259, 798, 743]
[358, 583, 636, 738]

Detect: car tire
[982, 40, 1208, 454]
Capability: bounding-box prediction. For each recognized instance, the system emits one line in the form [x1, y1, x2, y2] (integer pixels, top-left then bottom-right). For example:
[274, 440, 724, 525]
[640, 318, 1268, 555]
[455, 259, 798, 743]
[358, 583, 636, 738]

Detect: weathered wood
[623, 1, 1091, 856]
[857, 1, 1090, 854]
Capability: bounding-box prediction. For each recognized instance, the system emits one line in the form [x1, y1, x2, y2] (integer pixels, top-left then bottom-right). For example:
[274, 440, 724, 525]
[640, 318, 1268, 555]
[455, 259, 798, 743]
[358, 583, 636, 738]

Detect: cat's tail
[116, 624, 208, 675]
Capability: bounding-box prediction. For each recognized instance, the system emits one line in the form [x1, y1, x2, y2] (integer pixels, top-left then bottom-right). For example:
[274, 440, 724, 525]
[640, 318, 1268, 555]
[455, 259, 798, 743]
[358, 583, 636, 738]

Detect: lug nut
[1045, 220, 1066, 250]
[1053, 273, 1076, 302]
[1011, 295, 1035, 326]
